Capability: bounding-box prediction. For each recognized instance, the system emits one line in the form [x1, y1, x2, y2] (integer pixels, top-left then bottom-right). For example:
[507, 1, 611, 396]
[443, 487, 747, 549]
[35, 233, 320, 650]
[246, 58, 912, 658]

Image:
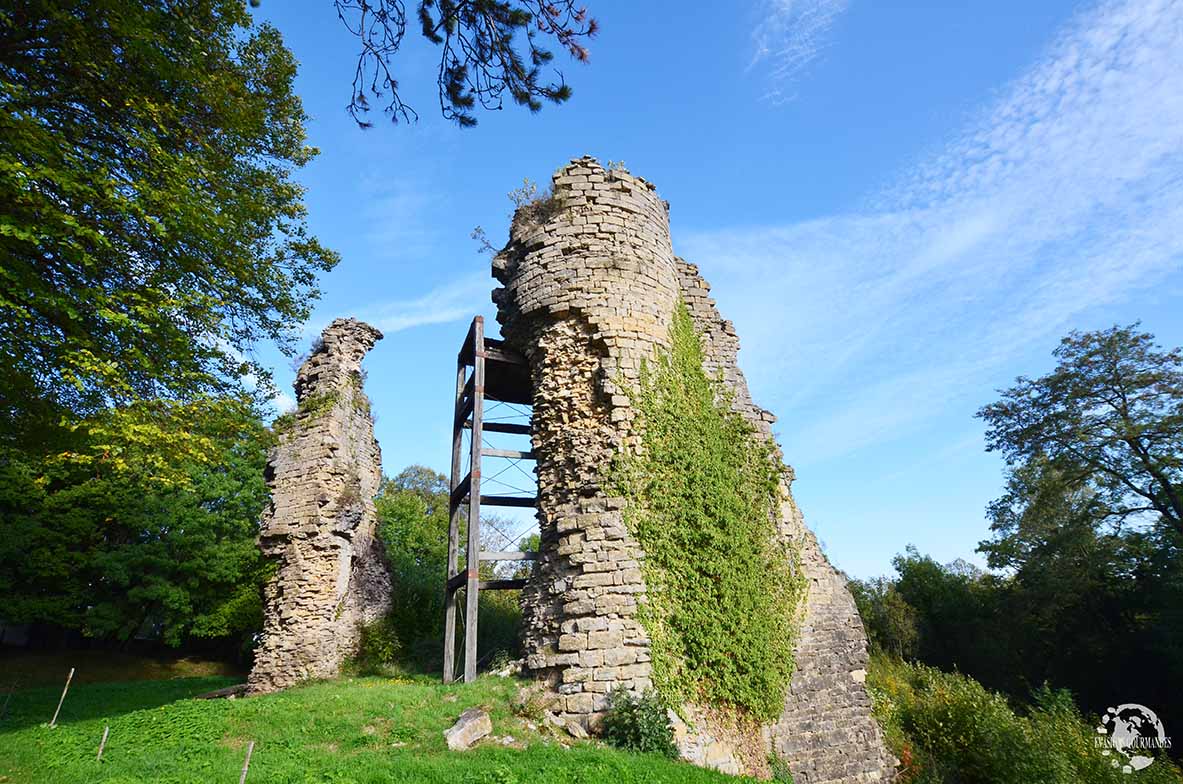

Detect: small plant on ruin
[349, 371, 372, 416]
[297, 390, 341, 419]
[600, 689, 677, 758]
[606, 159, 627, 172]
[508, 178, 566, 226]
[271, 410, 297, 435]
[769, 755, 796, 783]
[611, 302, 805, 721]
[471, 225, 498, 255]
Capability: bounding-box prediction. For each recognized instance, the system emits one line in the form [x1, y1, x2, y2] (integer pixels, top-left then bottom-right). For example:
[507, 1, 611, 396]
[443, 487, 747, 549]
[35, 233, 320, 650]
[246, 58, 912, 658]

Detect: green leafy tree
[849, 576, 919, 659]
[333, 0, 598, 127]
[0, 0, 336, 434]
[976, 326, 1183, 718]
[0, 397, 270, 652]
[978, 325, 1183, 533]
[374, 465, 524, 670]
[889, 547, 1009, 685]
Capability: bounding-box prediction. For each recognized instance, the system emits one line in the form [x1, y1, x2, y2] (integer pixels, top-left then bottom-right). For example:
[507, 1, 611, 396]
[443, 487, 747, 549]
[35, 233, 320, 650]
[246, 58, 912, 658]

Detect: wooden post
[443, 353, 467, 684]
[464, 317, 485, 683]
[238, 740, 255, 784]
[0, 681, 14, 722]
[96, 725, 109, 761]
[48, 668, 74, 728]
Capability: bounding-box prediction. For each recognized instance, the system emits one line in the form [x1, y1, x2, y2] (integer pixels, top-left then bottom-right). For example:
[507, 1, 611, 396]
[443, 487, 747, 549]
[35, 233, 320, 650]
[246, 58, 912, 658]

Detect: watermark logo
[1095, 704, 1172, 773]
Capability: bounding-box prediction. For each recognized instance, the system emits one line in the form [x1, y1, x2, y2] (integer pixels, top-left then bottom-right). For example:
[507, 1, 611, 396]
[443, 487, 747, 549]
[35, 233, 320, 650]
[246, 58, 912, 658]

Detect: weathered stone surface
[444, 708, 493, 751]
[247, 318, 391, 694]
[677, 257, 896, 782]
[492, 157, 894, 782]
[670, 707, 745, 777]
[493, 157, 673, 731]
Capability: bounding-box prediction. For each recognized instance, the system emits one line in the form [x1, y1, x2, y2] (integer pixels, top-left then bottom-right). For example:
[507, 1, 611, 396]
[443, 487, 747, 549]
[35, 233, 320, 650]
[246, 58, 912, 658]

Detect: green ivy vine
[612, 302, 805, 721]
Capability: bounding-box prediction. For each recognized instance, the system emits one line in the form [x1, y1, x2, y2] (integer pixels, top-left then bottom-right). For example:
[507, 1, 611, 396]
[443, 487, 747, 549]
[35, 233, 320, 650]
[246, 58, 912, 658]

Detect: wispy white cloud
[749, 0, 850, 102]
[689, 0, 1183, 465]
[352, 273, 491, 335]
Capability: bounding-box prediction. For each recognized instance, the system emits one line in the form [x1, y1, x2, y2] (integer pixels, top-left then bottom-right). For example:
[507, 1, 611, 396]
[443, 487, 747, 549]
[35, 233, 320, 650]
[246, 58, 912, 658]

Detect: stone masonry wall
[248, 318, 392, 694]
[493, 158, 678, 725]
[493, 157, 894, 782]
[678, 261, 895, 783]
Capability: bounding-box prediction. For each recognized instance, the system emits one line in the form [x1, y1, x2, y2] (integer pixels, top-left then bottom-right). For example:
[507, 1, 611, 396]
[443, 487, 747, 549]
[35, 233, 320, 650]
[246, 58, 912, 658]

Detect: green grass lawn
[0, 671, 747, 784]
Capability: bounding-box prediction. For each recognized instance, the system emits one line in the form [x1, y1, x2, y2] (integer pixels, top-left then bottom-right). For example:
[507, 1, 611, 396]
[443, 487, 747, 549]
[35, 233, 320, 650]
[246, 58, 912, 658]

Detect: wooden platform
[444, 316, 539, 684]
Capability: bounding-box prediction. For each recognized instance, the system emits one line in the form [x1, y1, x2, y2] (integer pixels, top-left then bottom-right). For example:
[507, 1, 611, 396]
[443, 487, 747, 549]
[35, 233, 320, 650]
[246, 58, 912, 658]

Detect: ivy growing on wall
[613, 302, 805, 721]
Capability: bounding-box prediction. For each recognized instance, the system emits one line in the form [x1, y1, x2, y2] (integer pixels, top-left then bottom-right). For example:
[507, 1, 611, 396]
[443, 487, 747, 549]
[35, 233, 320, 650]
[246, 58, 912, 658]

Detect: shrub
[507, 178, 565, 226]
[353, 617, 401, 675]
[600, 689, 678, 758]
[868, 652, 1183, 784]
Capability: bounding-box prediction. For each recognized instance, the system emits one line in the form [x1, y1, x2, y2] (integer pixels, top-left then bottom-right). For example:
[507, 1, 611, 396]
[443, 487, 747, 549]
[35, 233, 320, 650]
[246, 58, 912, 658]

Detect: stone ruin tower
[492, 157, 894, 783]
[248, 318, 392, 694]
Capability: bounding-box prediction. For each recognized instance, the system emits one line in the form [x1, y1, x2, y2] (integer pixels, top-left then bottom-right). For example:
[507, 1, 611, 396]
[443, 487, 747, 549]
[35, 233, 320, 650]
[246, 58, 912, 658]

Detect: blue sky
[249, 0, 1183, 578]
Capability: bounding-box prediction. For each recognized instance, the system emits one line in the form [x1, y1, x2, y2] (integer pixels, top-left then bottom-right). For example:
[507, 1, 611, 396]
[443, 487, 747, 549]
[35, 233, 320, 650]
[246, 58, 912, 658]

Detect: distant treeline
[853, 323, 1183, 754]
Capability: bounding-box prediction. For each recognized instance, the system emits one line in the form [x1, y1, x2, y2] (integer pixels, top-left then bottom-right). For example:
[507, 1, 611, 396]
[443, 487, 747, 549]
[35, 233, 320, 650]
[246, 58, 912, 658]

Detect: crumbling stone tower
[248, 318, 392, 694]
[492, 158, 894, 782]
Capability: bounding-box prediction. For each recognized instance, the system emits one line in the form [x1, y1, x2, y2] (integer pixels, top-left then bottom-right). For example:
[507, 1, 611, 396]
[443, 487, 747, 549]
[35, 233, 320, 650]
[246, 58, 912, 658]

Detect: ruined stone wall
[678, 261, 895, 783]
[248, 318, 392, 694]
[493, 158, 893, 782]
[492, 158, 675, 721]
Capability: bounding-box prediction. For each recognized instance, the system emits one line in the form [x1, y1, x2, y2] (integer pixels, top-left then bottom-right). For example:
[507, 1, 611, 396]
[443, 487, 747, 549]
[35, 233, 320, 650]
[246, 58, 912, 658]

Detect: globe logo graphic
[1097, 704, 1169, 773]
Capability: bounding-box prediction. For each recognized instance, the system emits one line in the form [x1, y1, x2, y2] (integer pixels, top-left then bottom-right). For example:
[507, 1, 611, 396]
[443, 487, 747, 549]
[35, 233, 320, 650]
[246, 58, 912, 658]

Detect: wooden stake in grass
[238, 740, 255, 784]
[96, 725, 110, 761]
[48, 668, 74, 728]
[0, 681, 14, 722]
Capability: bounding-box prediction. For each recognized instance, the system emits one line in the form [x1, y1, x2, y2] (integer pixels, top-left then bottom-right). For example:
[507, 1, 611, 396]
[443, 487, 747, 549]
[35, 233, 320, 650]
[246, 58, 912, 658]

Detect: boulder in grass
[444, 708, 493, 751]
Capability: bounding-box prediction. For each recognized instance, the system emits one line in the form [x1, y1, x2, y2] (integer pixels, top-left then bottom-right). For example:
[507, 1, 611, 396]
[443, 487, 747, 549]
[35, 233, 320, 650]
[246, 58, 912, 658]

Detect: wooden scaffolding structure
[444, 316, 537, 683]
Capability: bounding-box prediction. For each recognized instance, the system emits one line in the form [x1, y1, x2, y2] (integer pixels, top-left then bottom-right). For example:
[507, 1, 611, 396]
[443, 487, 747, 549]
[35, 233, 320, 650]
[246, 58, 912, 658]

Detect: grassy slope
[0, 673, 746, 784]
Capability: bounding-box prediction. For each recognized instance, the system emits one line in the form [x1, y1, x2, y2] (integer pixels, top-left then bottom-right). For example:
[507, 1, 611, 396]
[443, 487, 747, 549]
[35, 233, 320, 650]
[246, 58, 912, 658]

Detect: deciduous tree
[978, 325, 1183, 533]
[0, 1, 336, 435]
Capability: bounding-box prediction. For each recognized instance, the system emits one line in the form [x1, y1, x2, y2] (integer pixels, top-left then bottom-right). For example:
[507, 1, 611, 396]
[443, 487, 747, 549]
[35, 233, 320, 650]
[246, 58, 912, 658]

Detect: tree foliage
[0, 0, 336, 431]
[849, 576, 919, 659]
[0, 398, 270, 652]
[334, 0, 597, 127]
[869, 654, 1183, 784]
[374, 465, 523, 671]
[978, 324, 1183, 533]
[852, 328, 1183, 758]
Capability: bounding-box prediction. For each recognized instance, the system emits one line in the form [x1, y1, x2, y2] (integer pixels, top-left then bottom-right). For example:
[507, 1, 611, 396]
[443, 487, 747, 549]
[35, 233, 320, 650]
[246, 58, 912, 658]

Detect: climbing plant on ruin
[613, 302, 805, 721]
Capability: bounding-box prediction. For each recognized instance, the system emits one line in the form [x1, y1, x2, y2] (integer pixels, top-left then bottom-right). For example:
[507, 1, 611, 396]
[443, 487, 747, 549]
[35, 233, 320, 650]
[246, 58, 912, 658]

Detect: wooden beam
[480, 447, 535, 460]
[464, 317, 485, 684]
[479, 344, 527, 366]
[478, 421, 531, 435]
[479, 551, 538, 561]
[449, 471, 471, 510]
[478, 579, 528, 591]
[446, 571, 469, 593]
[443, 354, 467, 685]
[456, 318, 477, 366]
[480, 495, 537, 508]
